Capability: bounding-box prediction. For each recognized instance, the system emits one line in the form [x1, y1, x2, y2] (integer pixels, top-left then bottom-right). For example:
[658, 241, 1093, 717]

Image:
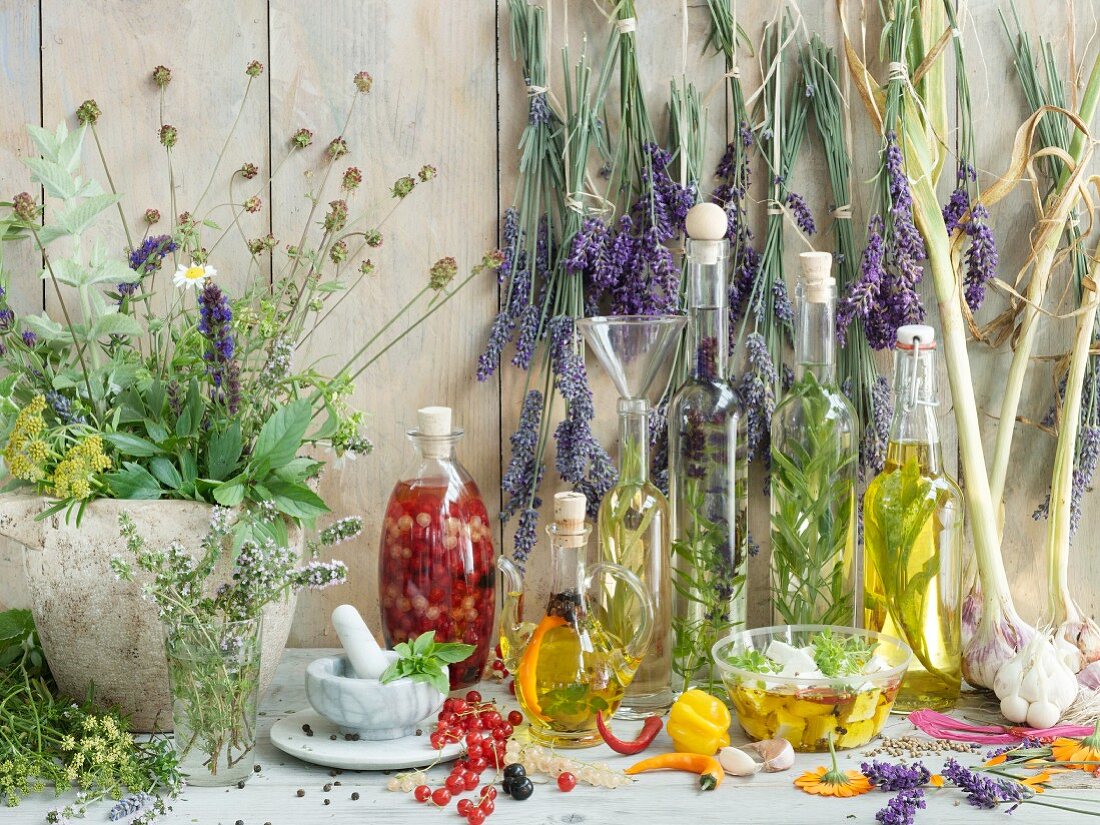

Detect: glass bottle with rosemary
[863, 325, 963, 710]
[668, 203, 747, 695]
[770, 251, 859, 626]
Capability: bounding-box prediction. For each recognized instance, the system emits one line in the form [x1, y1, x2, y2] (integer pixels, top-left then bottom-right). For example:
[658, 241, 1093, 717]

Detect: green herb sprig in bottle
[863, 325, 963, 710]
[770, 251, 859, 626]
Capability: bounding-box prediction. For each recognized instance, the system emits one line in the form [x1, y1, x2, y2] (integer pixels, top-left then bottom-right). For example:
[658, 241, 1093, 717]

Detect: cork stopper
[418, 406, 452, 436]
[799, 251, 835, 304]
[552, 491, 588, 548]
[685, 203, 728, 265]
[417, 406, 452, 459]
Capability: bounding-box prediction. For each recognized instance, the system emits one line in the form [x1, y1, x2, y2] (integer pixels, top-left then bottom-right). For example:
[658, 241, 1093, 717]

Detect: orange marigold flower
[928, 774, 944, 788]
[1051, 722, 1100, 772]
[983, 753, 1007, 767]
[795, 766, 872, 798]
[794, 736, 871, 798]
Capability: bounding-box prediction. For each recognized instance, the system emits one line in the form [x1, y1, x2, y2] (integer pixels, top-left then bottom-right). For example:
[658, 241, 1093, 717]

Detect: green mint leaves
[379, 631, 474, 695]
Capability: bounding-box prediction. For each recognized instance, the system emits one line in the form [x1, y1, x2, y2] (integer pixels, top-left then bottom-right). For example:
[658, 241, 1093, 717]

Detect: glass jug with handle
[497, 491, 654, 748]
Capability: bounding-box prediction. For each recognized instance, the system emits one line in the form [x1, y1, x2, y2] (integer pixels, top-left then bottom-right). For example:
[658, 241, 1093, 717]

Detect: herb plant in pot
[0, 65, 499, 730]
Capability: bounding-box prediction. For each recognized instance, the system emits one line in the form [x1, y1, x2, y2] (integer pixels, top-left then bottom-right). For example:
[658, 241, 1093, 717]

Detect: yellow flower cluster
[3, 395, 49, 483]
[51, 436, 111, 500]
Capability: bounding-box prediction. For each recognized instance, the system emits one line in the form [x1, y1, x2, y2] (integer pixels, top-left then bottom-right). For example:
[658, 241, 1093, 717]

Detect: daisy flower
[174, 262, 216, 290]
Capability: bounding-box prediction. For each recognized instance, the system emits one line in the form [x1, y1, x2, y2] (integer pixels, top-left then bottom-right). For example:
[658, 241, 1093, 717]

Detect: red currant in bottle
[378, 407, 495, 690]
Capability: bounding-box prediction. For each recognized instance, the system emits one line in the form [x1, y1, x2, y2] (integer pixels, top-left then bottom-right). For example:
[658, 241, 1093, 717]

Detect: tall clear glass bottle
[770, 252, 859, 626]
[668, 219, 748, 695]
[577, 315, 685, 720]
[863, 325, 963, 710]
[598, 396, 672, 718]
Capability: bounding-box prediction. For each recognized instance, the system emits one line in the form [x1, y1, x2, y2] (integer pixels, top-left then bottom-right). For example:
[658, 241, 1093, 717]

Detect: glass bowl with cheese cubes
[711, 625, 911, 752]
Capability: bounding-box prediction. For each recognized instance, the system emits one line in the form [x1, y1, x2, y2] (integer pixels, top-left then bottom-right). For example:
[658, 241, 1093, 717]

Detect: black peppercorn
[237, 781, 246, 789]
[253, 764, 262, 773]
[351, 792, 360, 801]
[324, 799, 331, 806]
[323, 783, 332, 792]
[296, 789, 305, 797]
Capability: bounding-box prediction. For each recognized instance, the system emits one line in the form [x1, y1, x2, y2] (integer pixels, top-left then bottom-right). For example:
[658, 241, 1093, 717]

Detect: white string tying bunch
[831, 204, 853, 220]
[887, 61, 909, 83]
[616, 17, 636, 35]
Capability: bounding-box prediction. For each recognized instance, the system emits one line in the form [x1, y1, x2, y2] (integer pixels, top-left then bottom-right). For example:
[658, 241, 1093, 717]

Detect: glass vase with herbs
[112, 508, 352, 785]
[668, 203, 748, 695]
[863, 325, 963, 710]
[770, 252, 859, 626]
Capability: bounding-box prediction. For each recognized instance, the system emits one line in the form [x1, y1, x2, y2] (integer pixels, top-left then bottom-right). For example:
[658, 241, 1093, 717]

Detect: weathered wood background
[0, 0, 1096, 645]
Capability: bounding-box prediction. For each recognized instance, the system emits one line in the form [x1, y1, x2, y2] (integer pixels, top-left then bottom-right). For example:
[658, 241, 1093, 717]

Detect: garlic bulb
[1079, 660, 1100, 692]
[993, 632, 1077, 727]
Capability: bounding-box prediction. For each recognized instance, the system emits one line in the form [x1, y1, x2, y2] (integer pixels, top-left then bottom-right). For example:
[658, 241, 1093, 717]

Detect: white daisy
[173, 262, 216, 289]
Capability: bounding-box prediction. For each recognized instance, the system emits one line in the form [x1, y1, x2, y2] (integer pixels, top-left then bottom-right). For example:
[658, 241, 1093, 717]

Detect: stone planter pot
[0, 494, 300, 732]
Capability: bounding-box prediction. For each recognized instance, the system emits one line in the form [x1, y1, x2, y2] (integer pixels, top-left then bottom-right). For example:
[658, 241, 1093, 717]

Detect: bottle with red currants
[378, 406, 495, 690]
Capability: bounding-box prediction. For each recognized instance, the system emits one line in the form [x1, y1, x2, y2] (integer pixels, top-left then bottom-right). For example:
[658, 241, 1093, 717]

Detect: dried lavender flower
[785, 190, 816, 235]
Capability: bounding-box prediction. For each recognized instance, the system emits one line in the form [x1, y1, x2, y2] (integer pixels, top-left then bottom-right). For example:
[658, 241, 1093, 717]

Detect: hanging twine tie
[766, 201, 785, 216]
[831, 204, 853, 220]
[887, 61, 909, 83]
[725, 66, 741, 79]
[616, 16, 636, 35]
[525, 84, 548, 96]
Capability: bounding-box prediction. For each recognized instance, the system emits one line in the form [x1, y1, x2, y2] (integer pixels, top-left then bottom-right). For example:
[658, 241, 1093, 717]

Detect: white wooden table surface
[11, 649, 1096, 824]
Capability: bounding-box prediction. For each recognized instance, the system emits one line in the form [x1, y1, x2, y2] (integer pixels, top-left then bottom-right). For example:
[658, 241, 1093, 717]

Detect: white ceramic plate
[269, 708, 464, 771]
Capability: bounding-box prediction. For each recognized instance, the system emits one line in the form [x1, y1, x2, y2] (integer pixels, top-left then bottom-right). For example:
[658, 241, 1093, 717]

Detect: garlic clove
[718, 745, 763, 776]
[741, 738, 796, 772]
[1025, 699, 1060, 730]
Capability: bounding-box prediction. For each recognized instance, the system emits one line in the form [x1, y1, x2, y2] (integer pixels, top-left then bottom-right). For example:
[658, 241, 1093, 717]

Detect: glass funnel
[576, 314, 686, 719]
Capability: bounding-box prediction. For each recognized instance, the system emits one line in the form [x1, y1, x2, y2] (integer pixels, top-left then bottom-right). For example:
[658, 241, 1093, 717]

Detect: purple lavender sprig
[963, 203, 998, 312]
[501, 390, 544, 524]
[785, 190, 816, 235]
[876, 788, 926, 825]
[197, 282, 241, 414]
[941, 758, 1027, 809]
[738, 333, 777, 463]
[861, 761, 931, 791]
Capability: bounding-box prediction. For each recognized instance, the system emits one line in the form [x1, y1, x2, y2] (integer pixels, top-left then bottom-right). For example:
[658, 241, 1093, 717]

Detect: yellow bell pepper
[667, 689, 731, 755]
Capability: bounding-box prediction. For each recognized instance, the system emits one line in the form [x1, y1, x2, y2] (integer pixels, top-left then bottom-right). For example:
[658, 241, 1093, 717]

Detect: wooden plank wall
[0, 0, 1095, 643]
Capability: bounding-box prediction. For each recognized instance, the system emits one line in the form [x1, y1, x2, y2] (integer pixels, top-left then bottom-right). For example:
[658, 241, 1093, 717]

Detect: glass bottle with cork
[667, 202, 748, 695]
[770, 251, 859, 626]
[378, 406, 495, 690]
[863, 325, 963, 710]
[498, 491, 654, 747]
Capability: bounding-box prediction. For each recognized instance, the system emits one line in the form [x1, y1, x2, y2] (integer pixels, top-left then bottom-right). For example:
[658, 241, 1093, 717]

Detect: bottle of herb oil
[770, 251, 859, 626]
[863, 325, 963, 710]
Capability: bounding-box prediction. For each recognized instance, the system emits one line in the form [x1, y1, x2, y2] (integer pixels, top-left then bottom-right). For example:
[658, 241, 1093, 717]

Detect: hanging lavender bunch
[594, 143, 695, 315]
[549, 316, 616, 508]
[805, 35, 888, 475]
[838, 134, 927, 351]
[197, 281, 241, 414]
[714, 123, 760, 334]
[939, 163, 999, 312]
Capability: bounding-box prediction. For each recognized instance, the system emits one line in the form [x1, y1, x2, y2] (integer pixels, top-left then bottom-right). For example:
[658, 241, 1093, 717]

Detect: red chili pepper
[596, 710, 663, 755]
